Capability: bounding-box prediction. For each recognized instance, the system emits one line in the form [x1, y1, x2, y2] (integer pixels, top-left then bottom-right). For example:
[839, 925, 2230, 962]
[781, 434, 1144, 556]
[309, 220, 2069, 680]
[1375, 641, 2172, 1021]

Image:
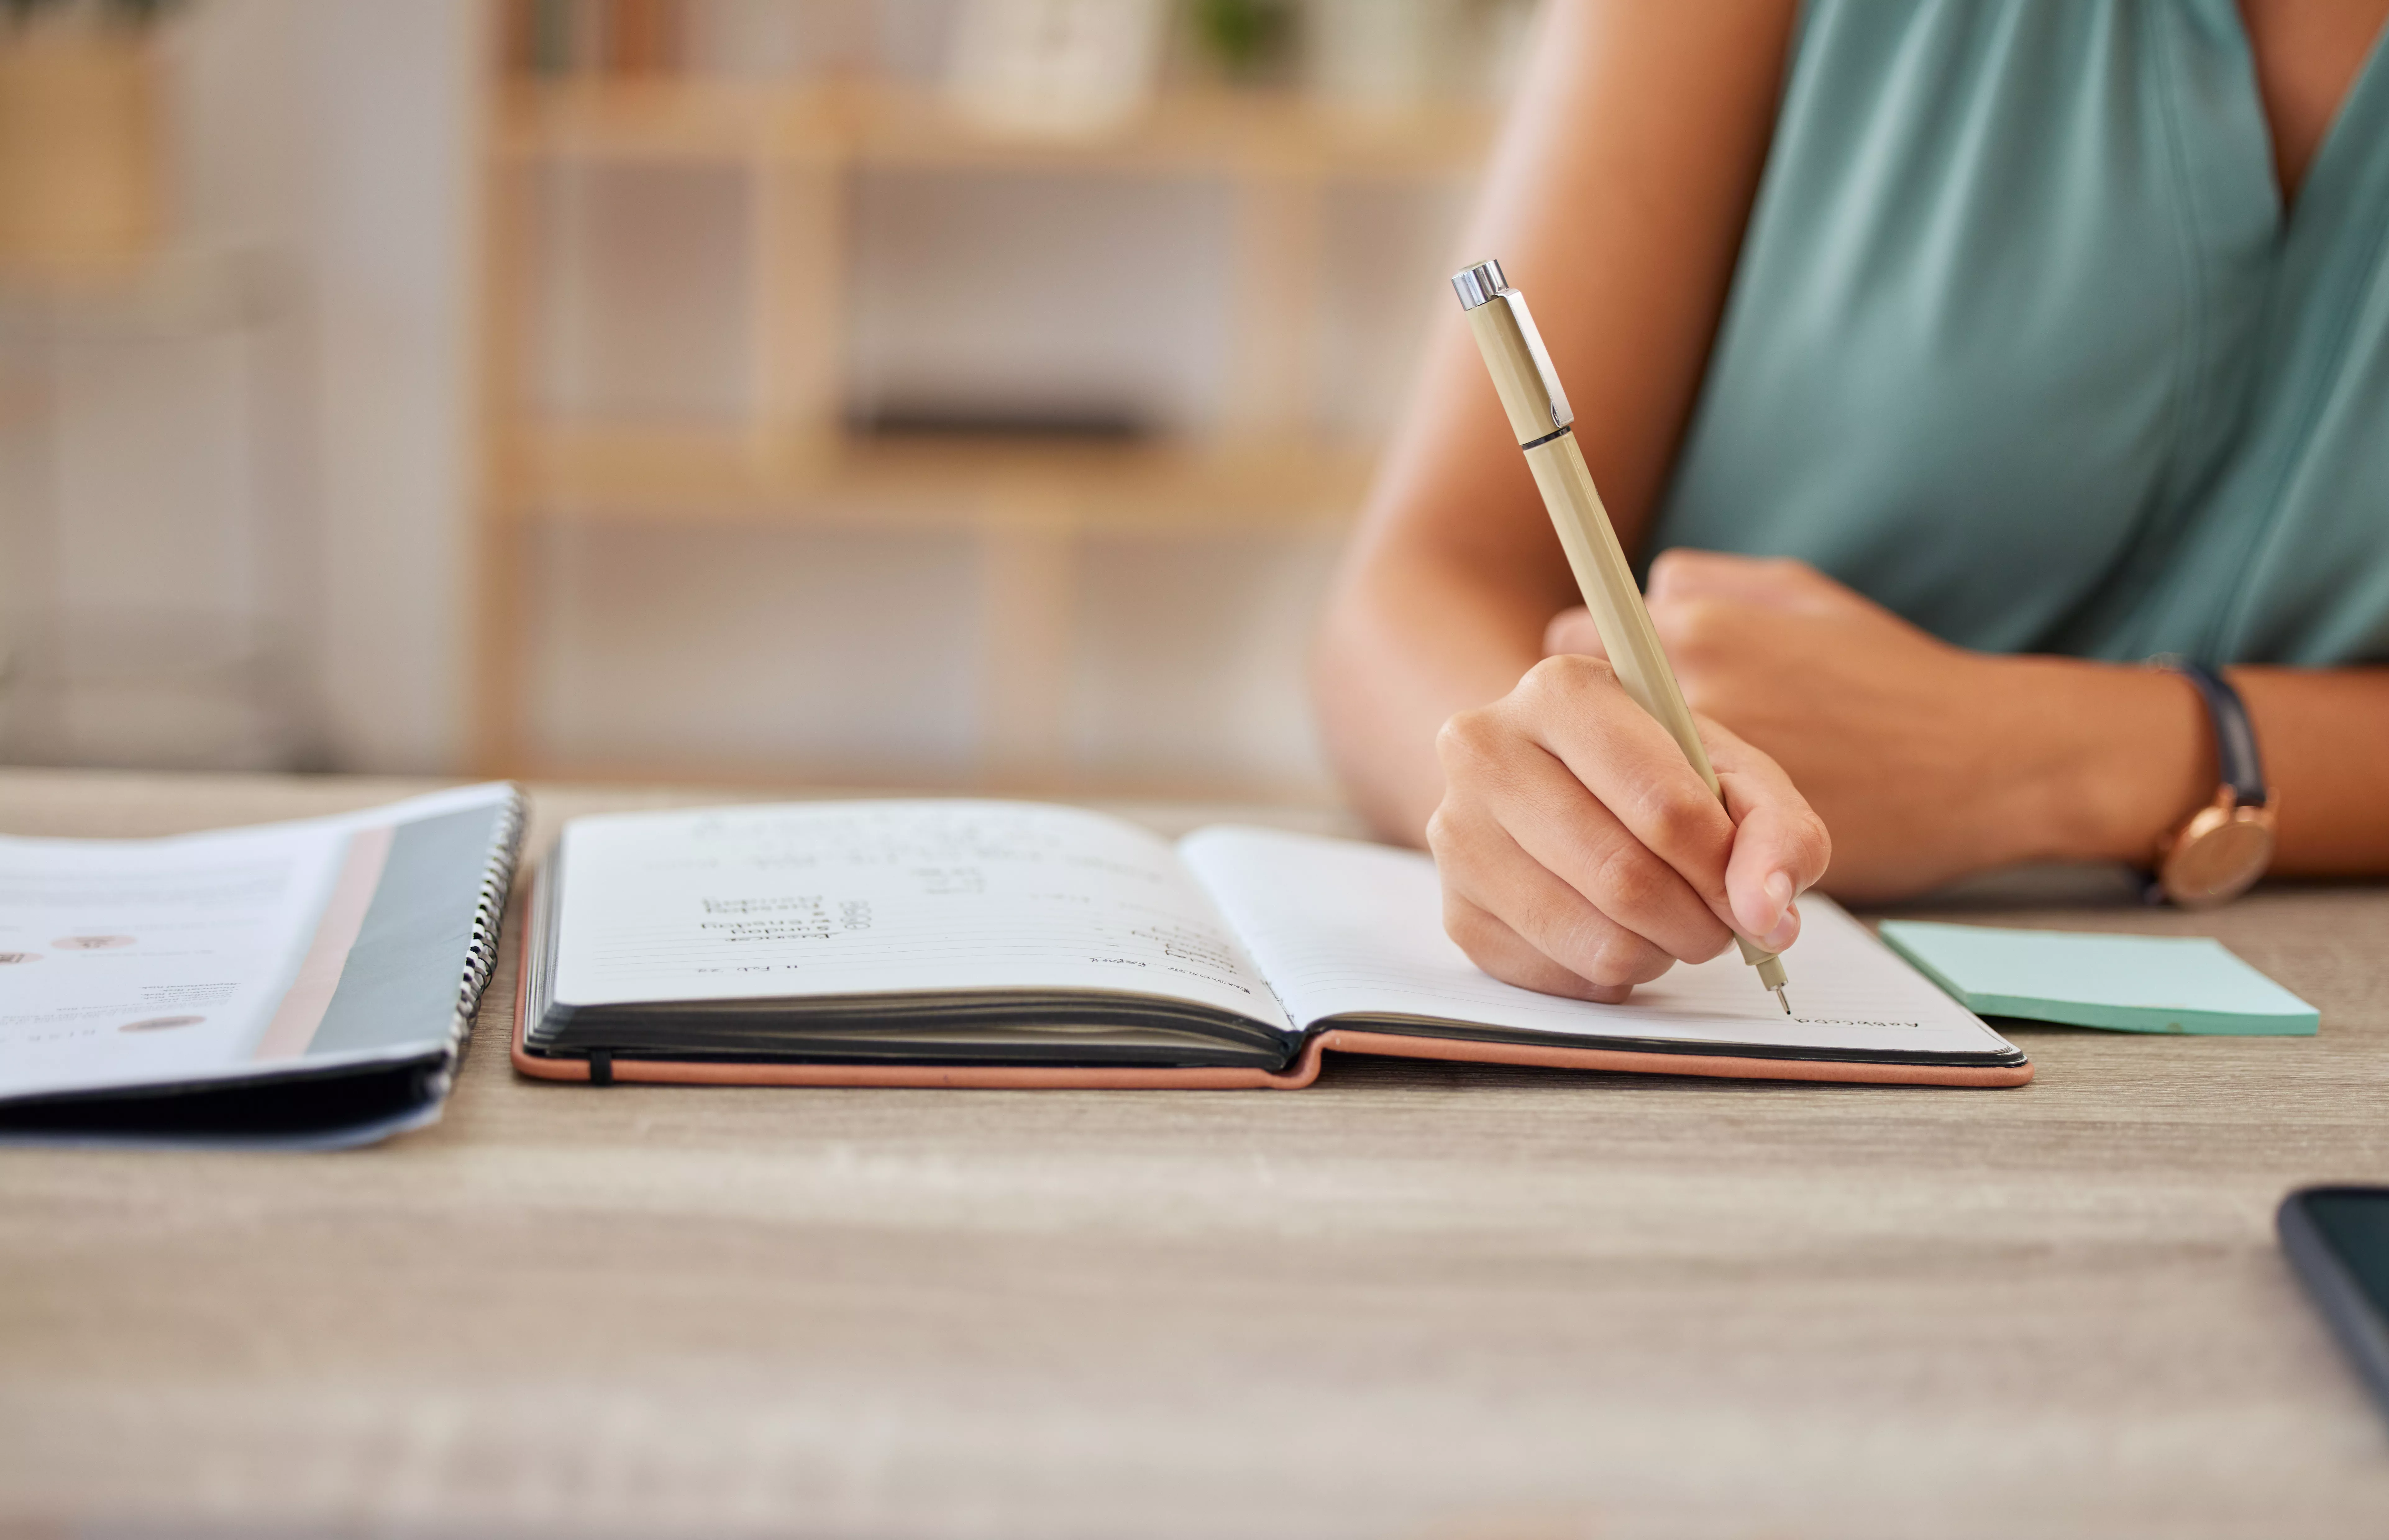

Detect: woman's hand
[1428, 653, 1831, 1002]
[1546, 550, 2212, 900]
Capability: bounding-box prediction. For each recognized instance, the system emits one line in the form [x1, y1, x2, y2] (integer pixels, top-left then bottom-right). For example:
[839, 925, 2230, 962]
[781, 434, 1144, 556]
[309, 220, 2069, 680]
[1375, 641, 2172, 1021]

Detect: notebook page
[1180, 827, 2009, 1059]
[550, 801, 1294, 1033]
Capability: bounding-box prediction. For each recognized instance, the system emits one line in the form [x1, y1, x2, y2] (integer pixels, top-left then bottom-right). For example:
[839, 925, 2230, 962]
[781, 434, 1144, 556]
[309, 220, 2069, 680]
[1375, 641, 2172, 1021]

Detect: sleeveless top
[1651, 0, 2389, 665]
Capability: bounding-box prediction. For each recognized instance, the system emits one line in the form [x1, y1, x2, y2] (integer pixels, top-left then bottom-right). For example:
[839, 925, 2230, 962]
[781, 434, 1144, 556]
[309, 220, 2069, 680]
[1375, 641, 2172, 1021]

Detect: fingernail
[1754, 869, 1794, 932]
[1762, 900, 1800, 952]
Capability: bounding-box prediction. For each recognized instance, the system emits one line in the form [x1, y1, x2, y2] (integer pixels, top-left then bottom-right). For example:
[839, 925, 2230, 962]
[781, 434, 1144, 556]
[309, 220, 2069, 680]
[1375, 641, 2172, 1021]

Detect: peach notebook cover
[509, 804, 2031, 1092]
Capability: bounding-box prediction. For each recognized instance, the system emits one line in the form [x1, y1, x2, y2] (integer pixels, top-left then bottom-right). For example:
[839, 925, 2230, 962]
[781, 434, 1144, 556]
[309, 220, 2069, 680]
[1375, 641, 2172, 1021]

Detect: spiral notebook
[513, 801, 2030, 1090]
[0, 783, 524, 1147]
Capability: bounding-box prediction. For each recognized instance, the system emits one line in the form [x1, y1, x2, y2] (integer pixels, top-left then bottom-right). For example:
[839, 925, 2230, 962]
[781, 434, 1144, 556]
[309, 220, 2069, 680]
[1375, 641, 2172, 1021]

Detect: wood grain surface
[4, 769, 2388, 1539]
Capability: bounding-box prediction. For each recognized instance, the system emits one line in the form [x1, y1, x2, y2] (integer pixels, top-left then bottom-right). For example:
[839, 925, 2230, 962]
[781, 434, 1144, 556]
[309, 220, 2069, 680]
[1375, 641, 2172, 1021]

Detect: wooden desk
[5, 770, 2389, 1537]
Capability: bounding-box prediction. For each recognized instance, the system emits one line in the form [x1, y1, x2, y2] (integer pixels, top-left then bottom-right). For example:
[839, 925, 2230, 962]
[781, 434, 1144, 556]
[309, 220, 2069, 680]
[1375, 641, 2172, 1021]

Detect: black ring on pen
[1518, 423, 1573, 451]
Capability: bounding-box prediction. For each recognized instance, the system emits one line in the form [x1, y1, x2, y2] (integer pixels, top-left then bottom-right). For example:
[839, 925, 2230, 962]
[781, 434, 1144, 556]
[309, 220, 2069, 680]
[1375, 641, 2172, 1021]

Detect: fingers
[1704, 717, 1833, 946]
[1434, 692, 1722, 989]
[1542, 605, 1607, 660]
[1430, 728, 1731, 972]
[1492, 745, 1736, 964]
[1514, 656, 1743, 926]
[1430, 805, 1676, 999]
[1646, 548, 1845, 615]
[1428, 650, 1832, 1004]
[1441, 893, 1634, 1004]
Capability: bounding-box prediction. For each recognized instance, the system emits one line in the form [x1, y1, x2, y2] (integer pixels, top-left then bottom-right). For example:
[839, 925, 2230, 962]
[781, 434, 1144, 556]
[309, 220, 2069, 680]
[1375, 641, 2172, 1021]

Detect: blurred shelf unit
[473, 2, 1498, 783]
[503, 425, 1379, 534]
[479, 73, 1492, 528]
[494, 74, 1497, 181]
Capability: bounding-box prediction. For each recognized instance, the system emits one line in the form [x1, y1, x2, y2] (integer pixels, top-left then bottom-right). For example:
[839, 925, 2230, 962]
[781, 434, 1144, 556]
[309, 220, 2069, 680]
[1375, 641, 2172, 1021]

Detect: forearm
[2007, 660, 2389, 877]
[1312, 0, 1793, 847]
[1634, 552, 2389, 898]
[1312, 540, 1549, 847]
[2235, 667, 2389, 874]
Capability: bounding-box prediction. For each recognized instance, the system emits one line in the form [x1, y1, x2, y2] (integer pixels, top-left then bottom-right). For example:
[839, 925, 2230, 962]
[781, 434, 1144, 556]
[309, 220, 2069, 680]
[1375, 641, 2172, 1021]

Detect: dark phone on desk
[2279, 1186, 2389, 1419]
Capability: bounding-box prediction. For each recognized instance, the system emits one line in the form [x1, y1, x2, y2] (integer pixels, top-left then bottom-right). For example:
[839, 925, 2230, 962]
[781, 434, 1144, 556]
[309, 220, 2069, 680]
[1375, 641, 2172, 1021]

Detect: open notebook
[514, 801, 2029, 1089]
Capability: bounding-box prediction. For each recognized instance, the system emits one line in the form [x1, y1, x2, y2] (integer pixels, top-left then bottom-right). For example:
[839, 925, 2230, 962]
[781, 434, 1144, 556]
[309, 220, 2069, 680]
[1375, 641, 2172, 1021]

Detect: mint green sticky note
[1876, 921, 2318, 1035]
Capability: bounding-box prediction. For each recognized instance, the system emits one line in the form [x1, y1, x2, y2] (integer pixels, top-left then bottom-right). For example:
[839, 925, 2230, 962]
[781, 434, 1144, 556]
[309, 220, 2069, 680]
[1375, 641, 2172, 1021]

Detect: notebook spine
[455, 785, 528, 1029]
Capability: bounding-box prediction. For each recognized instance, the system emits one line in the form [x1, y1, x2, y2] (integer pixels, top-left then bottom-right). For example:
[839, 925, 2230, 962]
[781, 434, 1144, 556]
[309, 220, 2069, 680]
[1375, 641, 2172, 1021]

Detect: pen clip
[1500, 289, 1574, 435]
[1450, 260, 1574, 434]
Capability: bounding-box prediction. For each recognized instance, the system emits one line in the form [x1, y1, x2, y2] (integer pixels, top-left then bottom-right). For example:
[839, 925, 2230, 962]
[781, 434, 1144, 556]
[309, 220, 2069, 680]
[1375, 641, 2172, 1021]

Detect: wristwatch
[2150, 656, 2277, 908]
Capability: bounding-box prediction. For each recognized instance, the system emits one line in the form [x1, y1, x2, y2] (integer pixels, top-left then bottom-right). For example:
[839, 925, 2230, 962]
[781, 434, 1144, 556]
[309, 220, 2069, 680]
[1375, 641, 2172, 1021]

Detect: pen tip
[1773, 985, 1792, 1016]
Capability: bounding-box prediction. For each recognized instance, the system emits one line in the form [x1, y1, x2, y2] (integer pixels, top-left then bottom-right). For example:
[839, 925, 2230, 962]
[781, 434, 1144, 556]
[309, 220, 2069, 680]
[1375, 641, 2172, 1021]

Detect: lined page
[550, 801, 1293, 1033]
[1180, 827, 2010, 1059]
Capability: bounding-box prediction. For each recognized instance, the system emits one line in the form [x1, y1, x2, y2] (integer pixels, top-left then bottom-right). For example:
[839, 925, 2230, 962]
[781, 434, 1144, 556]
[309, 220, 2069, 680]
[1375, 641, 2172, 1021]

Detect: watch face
[2165, 814, 2276, 907]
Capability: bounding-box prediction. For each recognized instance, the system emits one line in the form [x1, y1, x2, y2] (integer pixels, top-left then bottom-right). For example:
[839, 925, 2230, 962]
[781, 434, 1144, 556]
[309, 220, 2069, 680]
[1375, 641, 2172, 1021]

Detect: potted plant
[0, 0, 185, 279]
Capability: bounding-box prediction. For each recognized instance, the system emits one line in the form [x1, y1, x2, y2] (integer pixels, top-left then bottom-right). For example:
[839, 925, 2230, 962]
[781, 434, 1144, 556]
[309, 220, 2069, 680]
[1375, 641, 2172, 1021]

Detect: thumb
[1703, 721, 1831, 949]
[1542, 605, 1608, 660]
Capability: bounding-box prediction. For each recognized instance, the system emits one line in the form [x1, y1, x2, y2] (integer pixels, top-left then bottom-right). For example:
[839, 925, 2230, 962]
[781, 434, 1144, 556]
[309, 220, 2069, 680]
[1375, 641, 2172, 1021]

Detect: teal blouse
[1651, 0, 2389, 665]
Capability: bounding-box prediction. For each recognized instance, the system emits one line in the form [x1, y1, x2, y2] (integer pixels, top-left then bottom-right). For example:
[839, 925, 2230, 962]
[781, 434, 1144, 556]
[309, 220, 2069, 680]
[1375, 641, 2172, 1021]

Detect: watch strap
[2155, 655, 2267, 808]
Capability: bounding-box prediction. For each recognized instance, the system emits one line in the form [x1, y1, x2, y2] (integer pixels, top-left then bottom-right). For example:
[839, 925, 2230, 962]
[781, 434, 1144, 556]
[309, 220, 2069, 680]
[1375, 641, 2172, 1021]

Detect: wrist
[1993, 656, 2214, 867]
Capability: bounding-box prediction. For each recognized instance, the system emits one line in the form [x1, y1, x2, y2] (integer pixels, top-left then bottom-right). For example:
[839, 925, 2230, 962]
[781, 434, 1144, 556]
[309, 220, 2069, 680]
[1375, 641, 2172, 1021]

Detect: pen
[1451, 258, 1793, 1014]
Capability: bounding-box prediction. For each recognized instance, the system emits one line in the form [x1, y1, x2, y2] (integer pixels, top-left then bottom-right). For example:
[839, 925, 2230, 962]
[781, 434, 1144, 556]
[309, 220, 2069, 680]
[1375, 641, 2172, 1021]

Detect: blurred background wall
[1, 0, 480, 776]
[0, 0, 1524, 802]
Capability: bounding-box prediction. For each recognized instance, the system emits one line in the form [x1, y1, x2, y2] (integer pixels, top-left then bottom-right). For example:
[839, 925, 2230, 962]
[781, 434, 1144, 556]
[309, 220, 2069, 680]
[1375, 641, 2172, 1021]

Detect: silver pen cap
[1449, 258, 1573, 434]
[1451, 259, 1507, 311]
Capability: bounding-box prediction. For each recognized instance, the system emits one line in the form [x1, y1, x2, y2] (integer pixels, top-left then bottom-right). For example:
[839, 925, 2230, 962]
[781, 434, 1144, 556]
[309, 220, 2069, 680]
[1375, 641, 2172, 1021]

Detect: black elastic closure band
[1518, 423, 1573, 452]
[2154, 654, 2268, 808]
[589, 1049, 614, 1085]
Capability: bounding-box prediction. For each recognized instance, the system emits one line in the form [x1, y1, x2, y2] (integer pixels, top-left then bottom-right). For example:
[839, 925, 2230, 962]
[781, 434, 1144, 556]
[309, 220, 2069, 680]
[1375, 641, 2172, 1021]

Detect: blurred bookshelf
[472, 0, 1510, 791]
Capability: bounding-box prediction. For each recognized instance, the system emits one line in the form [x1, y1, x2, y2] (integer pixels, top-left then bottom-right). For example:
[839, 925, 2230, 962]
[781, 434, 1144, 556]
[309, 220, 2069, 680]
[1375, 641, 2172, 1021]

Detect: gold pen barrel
[1455, 260, 1789, 1005]
[1514, 428, 1715, 790]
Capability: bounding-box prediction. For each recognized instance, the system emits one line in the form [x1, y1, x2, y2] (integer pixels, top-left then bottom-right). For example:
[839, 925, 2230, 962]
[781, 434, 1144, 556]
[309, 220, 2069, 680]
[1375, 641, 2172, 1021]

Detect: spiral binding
[451, 784, 528, 1040]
